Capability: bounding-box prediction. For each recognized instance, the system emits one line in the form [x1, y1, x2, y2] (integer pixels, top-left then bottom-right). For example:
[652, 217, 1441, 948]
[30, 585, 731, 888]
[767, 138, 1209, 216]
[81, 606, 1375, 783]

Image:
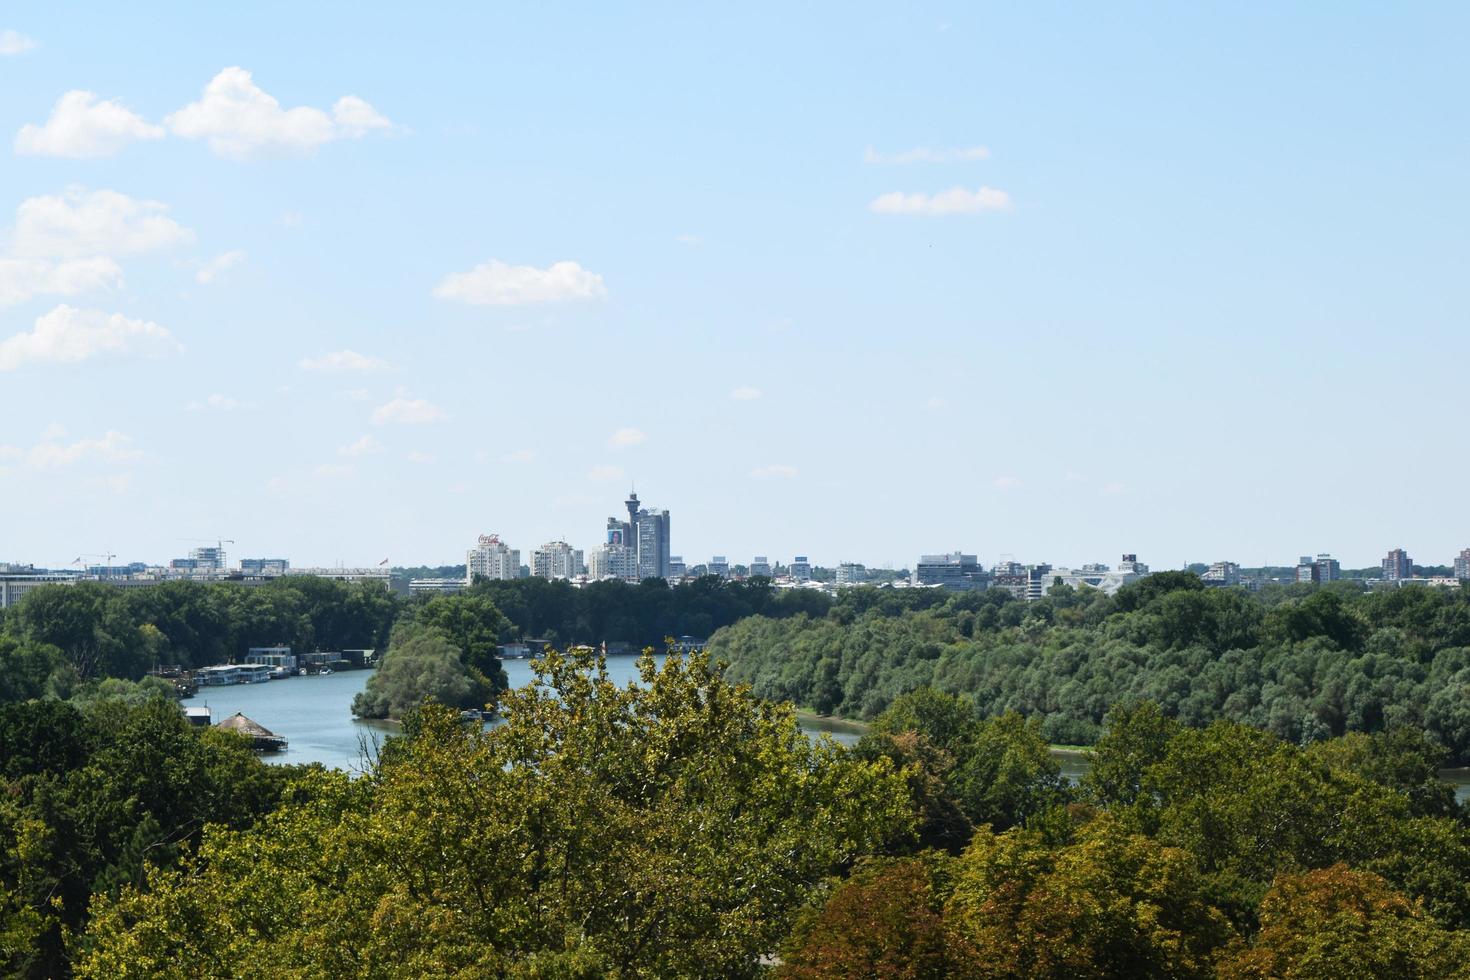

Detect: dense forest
[0, 653, 1463, 977]
[2, 571, 1468, 973]
[712, 573, 1470, 763]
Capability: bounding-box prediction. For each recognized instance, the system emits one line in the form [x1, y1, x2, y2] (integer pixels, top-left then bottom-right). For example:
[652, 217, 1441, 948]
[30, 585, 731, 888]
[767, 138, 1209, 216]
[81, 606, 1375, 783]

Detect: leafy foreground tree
[351, 622, 497, 719]
[1214, 864, 1470, 979]
[78, 649, 911, 977]
[0, 697, 295, 977]
[780, 816, 1229, 979]
[855, 689, 1070, 851]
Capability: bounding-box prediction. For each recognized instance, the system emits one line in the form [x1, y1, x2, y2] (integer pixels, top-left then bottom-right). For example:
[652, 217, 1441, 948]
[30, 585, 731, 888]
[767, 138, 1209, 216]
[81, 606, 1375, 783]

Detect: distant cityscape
[4, 488, 1469, 610]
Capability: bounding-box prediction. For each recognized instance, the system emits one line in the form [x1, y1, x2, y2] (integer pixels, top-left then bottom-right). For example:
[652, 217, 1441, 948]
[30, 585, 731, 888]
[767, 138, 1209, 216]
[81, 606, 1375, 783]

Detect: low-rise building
[914, 552, 987, 591]
[0, 565, 76, 609]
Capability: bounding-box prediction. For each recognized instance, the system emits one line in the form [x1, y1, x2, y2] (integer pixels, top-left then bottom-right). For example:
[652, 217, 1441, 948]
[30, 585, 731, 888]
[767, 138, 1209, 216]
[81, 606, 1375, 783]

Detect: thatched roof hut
[214, 712, 288, 752]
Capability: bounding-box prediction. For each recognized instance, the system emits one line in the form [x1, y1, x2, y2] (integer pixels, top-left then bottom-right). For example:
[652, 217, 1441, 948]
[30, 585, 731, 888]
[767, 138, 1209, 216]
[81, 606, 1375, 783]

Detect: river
[182, 656, 861, 774]
[182, 664, 1470, 802]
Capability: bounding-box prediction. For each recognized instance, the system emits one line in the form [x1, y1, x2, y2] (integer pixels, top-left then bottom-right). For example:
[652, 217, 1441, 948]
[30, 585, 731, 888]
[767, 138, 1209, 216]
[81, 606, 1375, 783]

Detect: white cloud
[731, 386, 762, 401]
[187, 393, 251, 412]
[313, 463, 353, 479]
[991, 476, 1022, 490]
[750, 464, 798, 479]
[0, 30, 36, 55]
[299, 349, 387, 373]
[406, 451, 435, 464]
[863, 145, 991, 164]
[194, 249, 246, 284]
[608, 427, 647, 448]
[434, 259, 607, 306]
[15, 91, 165, 158]
[588, 465, 624, 483]
[166, 67, 391, 160]
[0, 430, 141, 469]
[868, 186, 1012, 216]
[501, 449, 536, 463]
[339, 435, 383, 457]
[0, 256, 123, 307]
[11, 187, 194, 259]
[331, 96, 391, 137]
[924, 396, 944, 411]
[1101, 481, 1127, 495]
[675, 234, 702, 246]
[0, 305, 178, 371]
[280, 210, 304, 228]
[371, 395, 444, 425]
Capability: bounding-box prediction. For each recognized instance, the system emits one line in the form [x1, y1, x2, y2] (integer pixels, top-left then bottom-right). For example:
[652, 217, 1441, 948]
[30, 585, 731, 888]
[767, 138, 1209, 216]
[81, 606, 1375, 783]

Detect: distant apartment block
[1383, 548, 1413, 582]
[749, 556, 772, 578]
[708, 556, 730, 579]
[467, 534, 519, 583]
[589, 544, 638, 581]
[914, 552, 987, 591]
[836, 562, 866, 587]
[1295, 554, 1341, 584]
[790, 556, 812, 582]
[1202, 561, 1241, 586]
[1456, 548, 1470, 581]
[532, 541, 584, 580]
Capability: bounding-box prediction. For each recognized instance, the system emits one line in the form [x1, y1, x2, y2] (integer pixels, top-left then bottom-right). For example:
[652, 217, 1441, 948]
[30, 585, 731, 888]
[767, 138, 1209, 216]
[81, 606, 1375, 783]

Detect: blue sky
[1, 3, 1467, 571]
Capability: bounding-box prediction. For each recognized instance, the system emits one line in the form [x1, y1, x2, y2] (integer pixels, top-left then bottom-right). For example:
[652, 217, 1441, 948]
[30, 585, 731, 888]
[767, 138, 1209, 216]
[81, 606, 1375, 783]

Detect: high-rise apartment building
[467, 534, 519, 583]
[836, 562, 866, 587]
[1455, 548, 1470, 581]
[588, 544, 639, 581]
[790, 556, 812, 582]
[1383, 548, 1412, 582]
[1295, 554, 1340, 584]
[749, 556, 772, 578]
[708, 556, 730, 579]
[531, 541, 583, 580]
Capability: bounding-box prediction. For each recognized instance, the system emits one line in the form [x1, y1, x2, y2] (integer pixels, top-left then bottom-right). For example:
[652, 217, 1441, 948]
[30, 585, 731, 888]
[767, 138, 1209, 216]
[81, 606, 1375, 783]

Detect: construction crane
[73, 552, 118, 577]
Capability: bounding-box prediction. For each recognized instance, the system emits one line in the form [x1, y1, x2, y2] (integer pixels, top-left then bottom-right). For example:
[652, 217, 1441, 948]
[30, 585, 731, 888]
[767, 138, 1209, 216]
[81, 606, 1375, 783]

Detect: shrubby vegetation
[712, 574, 1470, 762]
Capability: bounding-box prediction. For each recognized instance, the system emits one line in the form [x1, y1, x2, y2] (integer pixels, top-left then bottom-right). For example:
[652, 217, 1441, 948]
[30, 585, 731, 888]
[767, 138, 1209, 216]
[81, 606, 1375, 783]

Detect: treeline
[7, 656, 1466, 977]
[712, 573, 1470, 763]
[0, 578, 399, 686]
[469, 574, 832, 647]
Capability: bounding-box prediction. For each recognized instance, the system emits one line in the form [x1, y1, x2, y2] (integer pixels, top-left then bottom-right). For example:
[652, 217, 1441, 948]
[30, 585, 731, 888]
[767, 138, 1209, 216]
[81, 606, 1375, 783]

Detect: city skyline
[3, 5, 1469, 570]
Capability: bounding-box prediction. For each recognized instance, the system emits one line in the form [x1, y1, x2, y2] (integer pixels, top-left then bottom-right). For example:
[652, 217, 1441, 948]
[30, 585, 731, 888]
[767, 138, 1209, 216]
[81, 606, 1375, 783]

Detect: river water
[181, 663, 1470, 802]
[182, 656, 861, 774]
